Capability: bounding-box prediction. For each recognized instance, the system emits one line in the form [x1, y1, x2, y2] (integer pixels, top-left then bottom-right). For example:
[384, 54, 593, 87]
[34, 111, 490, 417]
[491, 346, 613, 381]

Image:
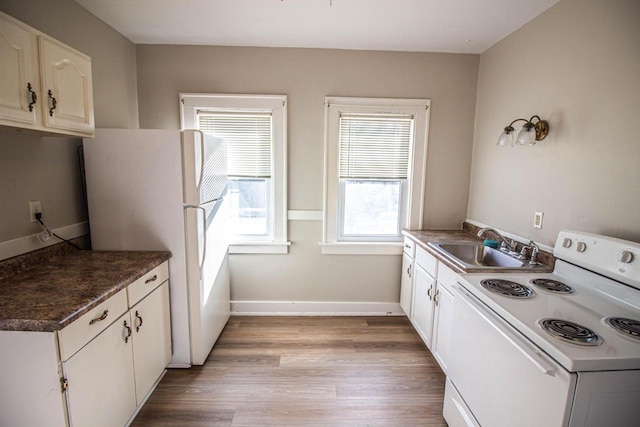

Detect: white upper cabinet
[0, 13, 39, 125]
[39, 37, 94, 135]
[0, 11, 94, 137]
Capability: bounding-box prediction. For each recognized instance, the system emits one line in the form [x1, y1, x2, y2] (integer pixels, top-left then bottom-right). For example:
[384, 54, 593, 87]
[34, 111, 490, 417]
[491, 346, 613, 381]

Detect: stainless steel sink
[428, 242, 550, 271]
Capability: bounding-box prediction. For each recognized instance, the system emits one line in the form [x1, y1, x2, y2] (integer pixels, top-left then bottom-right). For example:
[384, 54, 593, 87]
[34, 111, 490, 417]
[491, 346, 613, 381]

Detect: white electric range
[443, 230, 640, 427]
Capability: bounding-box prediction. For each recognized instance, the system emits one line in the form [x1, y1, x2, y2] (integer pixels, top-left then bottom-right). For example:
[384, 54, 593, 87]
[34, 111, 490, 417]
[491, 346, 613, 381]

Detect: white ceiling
[75, 0, 559, 54]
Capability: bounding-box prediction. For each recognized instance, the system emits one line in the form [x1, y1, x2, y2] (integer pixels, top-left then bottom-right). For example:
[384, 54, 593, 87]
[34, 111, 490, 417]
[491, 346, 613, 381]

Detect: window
[198, 112, 272, 237]
[323, 97, 430, 255]
[181, 94, 289, 254]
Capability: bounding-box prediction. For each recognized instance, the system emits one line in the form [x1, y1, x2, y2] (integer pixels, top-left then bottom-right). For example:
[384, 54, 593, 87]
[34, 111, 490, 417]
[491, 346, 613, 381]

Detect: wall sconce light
[497, 115, 549, 147]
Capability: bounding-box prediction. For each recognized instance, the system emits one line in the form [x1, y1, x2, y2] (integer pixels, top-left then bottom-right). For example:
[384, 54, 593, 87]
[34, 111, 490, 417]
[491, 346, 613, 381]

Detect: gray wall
[0, 0, 138, 243]
[468, 0, 640, 247]
[136, 45, 479, 303]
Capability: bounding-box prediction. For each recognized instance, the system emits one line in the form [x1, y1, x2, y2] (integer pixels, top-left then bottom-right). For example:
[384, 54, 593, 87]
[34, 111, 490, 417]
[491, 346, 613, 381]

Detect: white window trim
[181, 93, 289, 254]
[322, 97, 430, 255]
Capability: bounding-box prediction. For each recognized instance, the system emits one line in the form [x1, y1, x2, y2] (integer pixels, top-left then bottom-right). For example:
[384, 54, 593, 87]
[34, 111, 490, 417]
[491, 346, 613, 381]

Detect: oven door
[446, 279, 577, 427]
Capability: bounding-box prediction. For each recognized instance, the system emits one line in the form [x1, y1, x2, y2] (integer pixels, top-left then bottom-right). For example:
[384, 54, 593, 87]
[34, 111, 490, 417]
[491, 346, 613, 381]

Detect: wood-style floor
[131, 316, 447, 426]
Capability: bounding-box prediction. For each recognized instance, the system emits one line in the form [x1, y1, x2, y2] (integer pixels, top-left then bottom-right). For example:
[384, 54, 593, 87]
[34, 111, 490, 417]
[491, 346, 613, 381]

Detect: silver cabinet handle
[407, 266, 412, 278]
[89, 309, 108, 325]
[427, 284, 433, 300]
[434, 289, 440, 306]
[145, 274, 158, 284]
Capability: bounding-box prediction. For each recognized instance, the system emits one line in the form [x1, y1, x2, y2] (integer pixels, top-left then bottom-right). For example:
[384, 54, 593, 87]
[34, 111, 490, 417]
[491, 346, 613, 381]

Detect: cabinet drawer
[438, 263, 459, 290]
[443, 378, 480, 427]
[403, 237, 416, 258]
[127, 262, 169, 308]
[415, 246, 438, 277]
[58, 288, 128, 361]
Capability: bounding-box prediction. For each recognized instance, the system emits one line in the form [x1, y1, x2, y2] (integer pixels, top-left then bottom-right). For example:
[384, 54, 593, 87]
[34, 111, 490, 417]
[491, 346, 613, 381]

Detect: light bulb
[516, 123, 536, 146]
[496, 126, 515, 147]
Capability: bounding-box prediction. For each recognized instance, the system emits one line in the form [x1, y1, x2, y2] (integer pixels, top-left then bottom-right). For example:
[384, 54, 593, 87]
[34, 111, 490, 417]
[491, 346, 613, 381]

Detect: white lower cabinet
[130, 281, 172, 405]
[62, 264, 170, 426]
[400, 253, 414, 317]
[401, 238, 460, 373]
[64, 279, 171, 426]
[64, 313, 137, 427]
[0, 331, 68, 427]
[0, 261, 171, 427]
[432, 264, 457, 374]
[412, 263, 437, 348]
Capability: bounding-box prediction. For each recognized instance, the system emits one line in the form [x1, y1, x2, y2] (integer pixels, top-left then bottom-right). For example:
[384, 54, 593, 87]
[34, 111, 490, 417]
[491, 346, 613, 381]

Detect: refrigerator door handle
[184, 204, 207, 271]
[199, 196, 224, 206]
[193, 129, 205, 196]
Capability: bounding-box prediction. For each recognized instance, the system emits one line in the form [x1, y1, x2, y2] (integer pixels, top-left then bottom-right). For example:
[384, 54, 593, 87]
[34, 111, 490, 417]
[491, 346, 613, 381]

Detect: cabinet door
[38, 36, 94, 135]
[432, 280, 455, 374]
[412, 265, 436, 349]
[400, 253, 414, 318]
[0, 331, 67, 427]
[64, 313, 136, 427]
[131, 281, 172, 405]
[0, 14, 39, 125]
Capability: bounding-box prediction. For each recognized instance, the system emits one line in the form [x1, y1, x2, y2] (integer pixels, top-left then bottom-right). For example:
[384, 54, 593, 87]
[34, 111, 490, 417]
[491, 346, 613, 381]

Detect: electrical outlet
[533, 211, 544, 229]
[29, 200, 42, 223]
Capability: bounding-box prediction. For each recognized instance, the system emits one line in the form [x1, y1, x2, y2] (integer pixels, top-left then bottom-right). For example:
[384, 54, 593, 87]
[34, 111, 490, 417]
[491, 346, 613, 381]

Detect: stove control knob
[576, 242, 587, 253]
[562, 238, 572, 248]
[620, 251, 635, 264]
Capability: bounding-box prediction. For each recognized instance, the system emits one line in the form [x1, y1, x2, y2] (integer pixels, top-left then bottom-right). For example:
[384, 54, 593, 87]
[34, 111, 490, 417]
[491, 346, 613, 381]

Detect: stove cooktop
[539, 318, 603, 346]
[459, 260, 640, 372]
[530, 278, 574, 294]
[604, 317, 640, 341]
[480, 279, 535, 298]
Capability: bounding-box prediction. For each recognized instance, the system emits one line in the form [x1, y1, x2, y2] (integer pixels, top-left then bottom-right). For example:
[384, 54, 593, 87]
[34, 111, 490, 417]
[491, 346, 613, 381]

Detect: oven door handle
[456, 283, 557, 377]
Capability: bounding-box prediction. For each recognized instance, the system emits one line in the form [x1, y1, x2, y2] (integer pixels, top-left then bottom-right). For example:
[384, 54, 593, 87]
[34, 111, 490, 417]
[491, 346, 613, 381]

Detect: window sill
[229, 241, 291, 254]
[320, 242, 403, 255]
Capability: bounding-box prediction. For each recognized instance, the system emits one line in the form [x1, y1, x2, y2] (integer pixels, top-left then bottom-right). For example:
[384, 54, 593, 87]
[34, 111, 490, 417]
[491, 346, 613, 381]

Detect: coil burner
[539, 318, 603, 346]
[480, 279, 535, 298]
[604, 317, 640, 341]
[530, 278, 574, 294]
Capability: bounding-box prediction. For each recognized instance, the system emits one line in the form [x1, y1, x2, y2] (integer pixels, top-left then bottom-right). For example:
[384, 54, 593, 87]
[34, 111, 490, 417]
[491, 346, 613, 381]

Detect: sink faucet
[517, 240, 540, 263]
[477, 227, 517, 252]
[528, 240, 540, 264]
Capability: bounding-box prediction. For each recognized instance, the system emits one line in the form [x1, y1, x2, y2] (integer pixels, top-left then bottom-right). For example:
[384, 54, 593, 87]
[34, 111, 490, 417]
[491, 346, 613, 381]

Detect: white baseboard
[166, 363, 191, 369]
[231, 301, 404, 316]
[0, 222, 89, 261]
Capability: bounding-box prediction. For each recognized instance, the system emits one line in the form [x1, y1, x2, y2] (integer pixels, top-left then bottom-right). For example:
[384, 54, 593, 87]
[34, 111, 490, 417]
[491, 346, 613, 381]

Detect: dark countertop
[0, 250, 171, 332]
[402, 229, 482, 273]
[402, 226, 554, 273]
[402, 229, 482, 247]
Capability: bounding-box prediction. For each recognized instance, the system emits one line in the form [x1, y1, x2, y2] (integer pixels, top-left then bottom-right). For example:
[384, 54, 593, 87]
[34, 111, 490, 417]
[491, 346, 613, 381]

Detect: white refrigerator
[83, 129, 230, 367]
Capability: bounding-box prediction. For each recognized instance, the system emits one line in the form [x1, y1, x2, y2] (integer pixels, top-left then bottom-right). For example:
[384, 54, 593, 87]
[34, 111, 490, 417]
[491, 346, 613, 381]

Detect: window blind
[338, 114, 413, 179]
[198, 111, 272, 178]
